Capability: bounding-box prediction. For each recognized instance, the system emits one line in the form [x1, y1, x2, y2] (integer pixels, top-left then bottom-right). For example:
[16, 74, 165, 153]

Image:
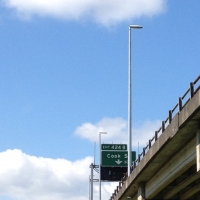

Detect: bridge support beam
[138, 183, 145, 200]
[197, 125, 200, 172]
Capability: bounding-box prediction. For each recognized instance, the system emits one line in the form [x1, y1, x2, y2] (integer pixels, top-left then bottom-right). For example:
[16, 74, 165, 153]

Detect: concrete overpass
[109, 75, 200, 200]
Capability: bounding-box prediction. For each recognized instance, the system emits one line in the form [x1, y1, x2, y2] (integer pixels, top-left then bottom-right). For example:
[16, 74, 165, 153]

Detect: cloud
[132, 120, 161, 147]
[74, 117, 127, 144]
[0, 149, 114, 200]
[74, 117, 161, 148]
[1, 0, 167, 25]
[0, 118, 162, 199]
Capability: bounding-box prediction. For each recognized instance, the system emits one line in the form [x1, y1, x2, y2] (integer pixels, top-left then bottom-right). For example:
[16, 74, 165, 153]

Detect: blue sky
[0, 0, 199, 199]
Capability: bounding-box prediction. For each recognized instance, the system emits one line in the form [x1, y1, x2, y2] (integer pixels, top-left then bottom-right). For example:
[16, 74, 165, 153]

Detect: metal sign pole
[90, 163, 93, 200]
[99, 134, 101, 200]
[99, 132, 107, 200]
[89, 175, 90, 200]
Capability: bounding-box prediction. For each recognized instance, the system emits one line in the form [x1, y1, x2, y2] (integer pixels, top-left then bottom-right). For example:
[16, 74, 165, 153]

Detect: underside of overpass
[153, 164, 200, 200]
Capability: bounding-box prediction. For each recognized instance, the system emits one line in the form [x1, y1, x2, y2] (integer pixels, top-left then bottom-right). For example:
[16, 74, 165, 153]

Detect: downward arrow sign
[115, 159, 122, 165]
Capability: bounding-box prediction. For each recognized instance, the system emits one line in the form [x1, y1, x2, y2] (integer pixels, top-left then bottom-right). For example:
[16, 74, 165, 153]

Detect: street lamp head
[99, 132, 107, 135]
[129, 25, 143, 29]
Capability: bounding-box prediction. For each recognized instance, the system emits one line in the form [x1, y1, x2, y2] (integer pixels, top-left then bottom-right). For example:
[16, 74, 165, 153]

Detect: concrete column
[196, 125, 200, 172]
[138, 182, 145, 200]
[197, 125, 200, 144]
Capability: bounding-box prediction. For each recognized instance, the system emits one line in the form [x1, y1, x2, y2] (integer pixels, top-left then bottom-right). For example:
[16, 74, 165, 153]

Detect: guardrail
[109, 75, 200, 200]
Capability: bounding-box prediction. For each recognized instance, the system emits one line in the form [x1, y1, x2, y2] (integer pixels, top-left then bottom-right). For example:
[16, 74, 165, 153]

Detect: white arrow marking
[115, 159, 122, 165]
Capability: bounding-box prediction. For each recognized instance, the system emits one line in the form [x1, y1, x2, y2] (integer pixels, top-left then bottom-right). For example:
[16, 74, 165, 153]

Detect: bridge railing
[109, 75, 200, 200]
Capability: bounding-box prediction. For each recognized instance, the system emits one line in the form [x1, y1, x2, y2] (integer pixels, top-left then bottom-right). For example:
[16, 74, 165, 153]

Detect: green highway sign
[101, 151, 136, 167]
[102, 151, 128, 166]
[101, 144, 127, 151]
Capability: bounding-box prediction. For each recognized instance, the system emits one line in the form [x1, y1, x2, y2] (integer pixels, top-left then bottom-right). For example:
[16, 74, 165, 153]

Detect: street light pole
[90, 164, 94, 200]
[89, 175, 90, 200]
[99, 132, 107, 200]
[128, 25, 142, 176]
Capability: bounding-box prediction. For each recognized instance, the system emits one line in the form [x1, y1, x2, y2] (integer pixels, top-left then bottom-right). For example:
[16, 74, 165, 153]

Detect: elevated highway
[109, 75, 200, 200]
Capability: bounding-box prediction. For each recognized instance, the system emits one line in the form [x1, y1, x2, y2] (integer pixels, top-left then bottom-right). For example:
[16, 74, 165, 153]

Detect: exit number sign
[101, 144, 127, 151]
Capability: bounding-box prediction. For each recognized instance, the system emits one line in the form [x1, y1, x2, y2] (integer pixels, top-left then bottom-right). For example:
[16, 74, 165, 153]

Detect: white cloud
[0, 149, 115, 200]
[74, 117, 127, 144]
[0, 119, 162, 200]
[74, 117, 161, 148]
[132, 120, 161, 147]
[1, 0, 167, 25]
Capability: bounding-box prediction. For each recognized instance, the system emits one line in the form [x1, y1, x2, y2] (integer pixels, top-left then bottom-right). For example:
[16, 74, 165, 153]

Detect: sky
[0, 0, 200, 199]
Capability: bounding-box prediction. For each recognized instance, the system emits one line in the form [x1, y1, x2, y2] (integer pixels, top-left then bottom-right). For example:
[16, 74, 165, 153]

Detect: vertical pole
[91, 164, 93, 200]
[179, 97, 182, 111]
[89, 175, 90, 200]
[138, 182, 145, 200]
[128, 26, 132, 176]
[197, 125, 200, 144]
[196, 125, 200, 172]
[190, 82, 194, 99]
[162, 121, 165, 133]
[99, 132, 107, 200]
[169, 110, 172, 124]
[99, 134, 101, 200]
[127, 25, 142, 176]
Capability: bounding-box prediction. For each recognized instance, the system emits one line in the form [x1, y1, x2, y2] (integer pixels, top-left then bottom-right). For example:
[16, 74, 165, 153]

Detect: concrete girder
[163, 170, 200, 199]
[180, 181, 200, 200]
